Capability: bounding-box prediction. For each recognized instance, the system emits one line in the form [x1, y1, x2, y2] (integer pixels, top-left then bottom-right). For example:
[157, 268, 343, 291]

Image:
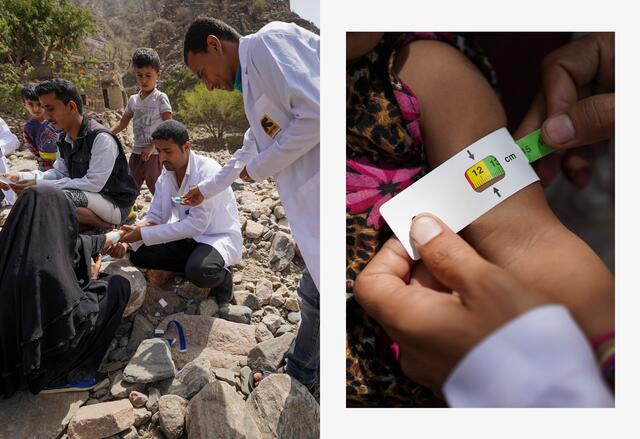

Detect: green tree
[0, 0, 96, 114]
[181, 84, 248, 148]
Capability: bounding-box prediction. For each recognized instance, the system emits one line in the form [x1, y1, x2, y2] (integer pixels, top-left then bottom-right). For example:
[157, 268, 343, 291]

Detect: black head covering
[0, 186, 100, 397]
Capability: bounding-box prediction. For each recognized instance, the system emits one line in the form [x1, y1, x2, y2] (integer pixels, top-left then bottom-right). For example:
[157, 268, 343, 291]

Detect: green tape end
[515, 129, 555, 163]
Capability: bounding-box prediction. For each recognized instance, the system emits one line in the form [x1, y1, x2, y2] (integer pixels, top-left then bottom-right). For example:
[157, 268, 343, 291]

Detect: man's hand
[90, 254, 103, 280]
[240, 167, 253, 182]
[515, 32, 614, 187]
[119, 224, 145, 244]
[354, 213, 547, 390]
[9, 179, 36, 197]
[0, 173, 19, 191]
[142, 144, 156, 162]
[108, 242, 129, 259]
[181, 185, 205, 206]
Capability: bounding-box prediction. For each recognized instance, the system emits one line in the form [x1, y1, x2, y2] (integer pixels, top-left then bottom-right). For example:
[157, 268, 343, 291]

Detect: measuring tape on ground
[379, 128, 553, 260]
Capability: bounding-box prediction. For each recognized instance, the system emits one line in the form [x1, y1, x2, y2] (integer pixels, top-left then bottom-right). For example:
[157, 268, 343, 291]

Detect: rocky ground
[0, 113, 319, 439]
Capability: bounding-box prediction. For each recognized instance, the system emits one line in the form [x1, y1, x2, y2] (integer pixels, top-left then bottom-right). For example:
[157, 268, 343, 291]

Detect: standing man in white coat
[0, 118, 20, 205]
[182, 18, 320, 392]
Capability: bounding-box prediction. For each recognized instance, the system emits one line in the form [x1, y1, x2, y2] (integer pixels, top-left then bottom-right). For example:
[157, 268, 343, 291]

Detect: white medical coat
[443, 305, 614, 407]
[0, 118, 19, 204]
[238, 22, 320, 288]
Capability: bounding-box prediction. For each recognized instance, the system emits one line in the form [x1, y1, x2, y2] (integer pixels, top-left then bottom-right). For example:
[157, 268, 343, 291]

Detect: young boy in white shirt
[116, 120, 242, 304]
[112, 48, 172, 195]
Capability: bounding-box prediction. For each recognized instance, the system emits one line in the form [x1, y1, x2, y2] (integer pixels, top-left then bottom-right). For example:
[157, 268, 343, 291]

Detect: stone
[269, 232, 296, 272]
[199, 298, 219, 316]
[284, 296, 300, 312]
[67, 399, 134, 439]
[146, 269, 177, 286]
[269, 293, 286, 308]
[288, 312, 302, 324]
[245, 282, 255, 292]
[157, 377, 190, 399]
[110, 372, 146, 398]
[186, 382, 261, 439]
[213, 368, 236, 386]
[99, 360, 125, 374]
[175, 357, 213, 399]
[273, 205, 286, 219]
[142, 285, 182, 316]
[262, 313, 282, 334]
[120, 426, 139, 439]
[275, 324, 294, 337]
[263, 305, 280, 315]
[239, 366, 252, 396]
[254, 279, 273, 305]
[92, 388, 108, 400]
[175, 282, 210, 301]
[233, 290, 262, 311]
[129, 391, 148, 408]
[146, 387, 161, 413]
[123, 339, 176, 384]
[0, 390, 88, 439]
[119, 336, 129, 347]
[110, 346, 128, 362]
[244, 220, 264, 239]
[246, 374, 320, 439]
[255, 322, 274, 342]
[132, 407, 152, 428]
[159, 395, 188, 439]
[247, 333, 296, 373]
[102, 259, 147, 318]
[218, 304, 252, 324]
[156, 314, 256, 369]
[127, 314, 155, 354]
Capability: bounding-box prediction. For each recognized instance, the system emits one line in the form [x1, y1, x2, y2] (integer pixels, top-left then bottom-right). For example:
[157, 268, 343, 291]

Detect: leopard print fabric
[346, 32, 497, 406]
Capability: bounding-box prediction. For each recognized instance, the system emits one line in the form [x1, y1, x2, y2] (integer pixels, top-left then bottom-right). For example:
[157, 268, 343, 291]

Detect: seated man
[2, 79, 139, 230]
[115, 120, 242, 303]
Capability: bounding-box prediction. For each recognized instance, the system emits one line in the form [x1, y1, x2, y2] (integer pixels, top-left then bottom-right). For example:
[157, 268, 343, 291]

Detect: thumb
[541, 93, 614, 149]
[410, 213, 494, 301]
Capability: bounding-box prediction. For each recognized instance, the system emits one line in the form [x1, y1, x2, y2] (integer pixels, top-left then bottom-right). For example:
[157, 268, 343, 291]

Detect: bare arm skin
[394, 40, 614, 352]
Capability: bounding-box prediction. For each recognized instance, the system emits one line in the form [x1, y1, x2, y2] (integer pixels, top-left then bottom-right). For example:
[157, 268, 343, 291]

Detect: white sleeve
[245, 34, 319, 182]
[0, 118, 19, 157]
[55, 133, 118, 192]
[198, 129, 258, 199]
[32, 151, 69, 185]
[443, 304, 614, 407]
[140, 196, 214, 246]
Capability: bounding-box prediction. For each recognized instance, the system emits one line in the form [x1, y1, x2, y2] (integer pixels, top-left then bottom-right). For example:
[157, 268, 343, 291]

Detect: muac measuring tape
[379, 128, 554, 260]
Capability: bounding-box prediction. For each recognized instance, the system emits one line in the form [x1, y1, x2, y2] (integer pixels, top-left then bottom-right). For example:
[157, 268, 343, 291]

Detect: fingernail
[410, 215, 442, 246]
[543, 114, 575, 144]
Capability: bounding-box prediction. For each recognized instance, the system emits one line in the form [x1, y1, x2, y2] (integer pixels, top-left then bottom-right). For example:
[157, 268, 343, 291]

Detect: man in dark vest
[5, 79, 139, 230]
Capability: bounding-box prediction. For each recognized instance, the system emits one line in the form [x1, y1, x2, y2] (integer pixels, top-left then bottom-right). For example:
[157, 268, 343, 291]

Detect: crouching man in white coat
[112, 120, 243, 305]
[182, 18, 320, 391]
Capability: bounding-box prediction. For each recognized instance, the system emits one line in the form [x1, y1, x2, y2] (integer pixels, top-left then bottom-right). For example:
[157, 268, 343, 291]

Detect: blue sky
[290, 0, 319, 26]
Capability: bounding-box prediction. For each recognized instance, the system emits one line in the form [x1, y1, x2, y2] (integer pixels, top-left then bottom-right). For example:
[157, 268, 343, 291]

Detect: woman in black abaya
[0, 186, 130, 398]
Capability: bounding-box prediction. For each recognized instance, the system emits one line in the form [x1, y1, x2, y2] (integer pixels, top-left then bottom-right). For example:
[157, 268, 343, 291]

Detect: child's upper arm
[161, 112, 172, 121]
[394, 40, 557, 257]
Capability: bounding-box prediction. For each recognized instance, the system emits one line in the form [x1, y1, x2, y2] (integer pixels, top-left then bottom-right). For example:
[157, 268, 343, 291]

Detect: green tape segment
[515, 129, 555, 163]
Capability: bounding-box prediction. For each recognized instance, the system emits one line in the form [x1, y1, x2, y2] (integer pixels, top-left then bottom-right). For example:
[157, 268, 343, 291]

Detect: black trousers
[130, 238, 231, 292]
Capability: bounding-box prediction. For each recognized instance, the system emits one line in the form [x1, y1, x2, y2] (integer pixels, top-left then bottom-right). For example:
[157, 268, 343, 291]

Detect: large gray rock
[186, 382, 261, 439]
[247, 332, 296, 372]
[67, 399, 134, 439]
[175, 357, 214, 399]
[244, 220, 264, 239]
[246, 374, 319, 439]
[233, 290, 262, 311]
[123, 338, 176, 384]
[0, 390, 88, 439]
[254, 279, 274, 305]
[159, 395, 188, 439]
[269, 232, 296, 272]
[127, 313, 155, 354]
[218, 304, 252, 324]
[102, 259, 147, 317]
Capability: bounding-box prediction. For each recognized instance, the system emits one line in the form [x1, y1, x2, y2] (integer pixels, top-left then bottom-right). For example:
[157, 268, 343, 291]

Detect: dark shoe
[40, 375, 98, 394]
[213, 269, 234, 305]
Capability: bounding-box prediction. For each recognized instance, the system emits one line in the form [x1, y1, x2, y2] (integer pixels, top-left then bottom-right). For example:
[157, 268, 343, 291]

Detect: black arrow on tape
[467, 150, 474, 160]
[493, 187, 501, 197]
